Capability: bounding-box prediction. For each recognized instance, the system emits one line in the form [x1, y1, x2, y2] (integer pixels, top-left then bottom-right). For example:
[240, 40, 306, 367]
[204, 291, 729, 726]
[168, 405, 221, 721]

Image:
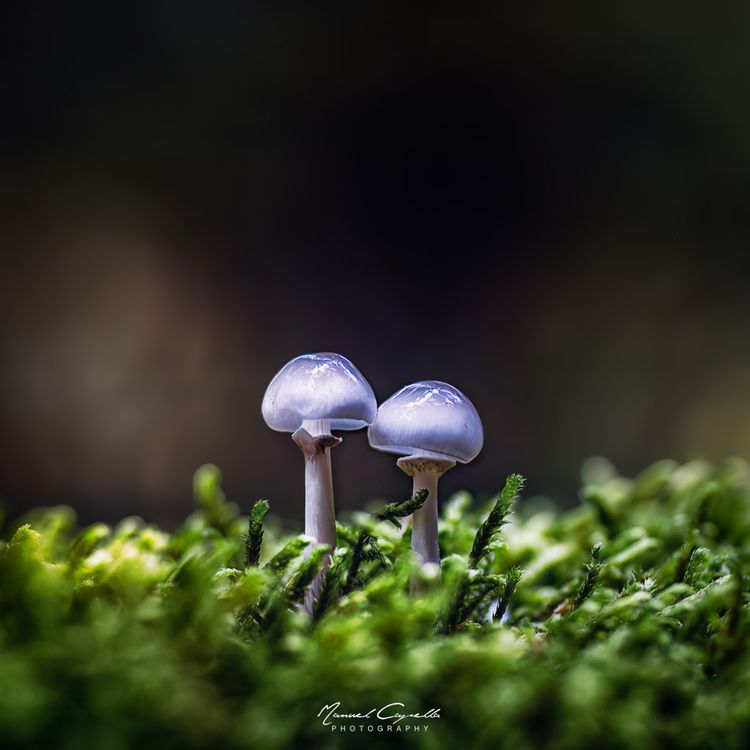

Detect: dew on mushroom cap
[367, 380, 484, 463]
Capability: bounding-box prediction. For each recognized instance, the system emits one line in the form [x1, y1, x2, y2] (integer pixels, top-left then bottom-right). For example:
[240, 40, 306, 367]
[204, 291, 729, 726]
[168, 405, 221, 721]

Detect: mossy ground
[1, 458, 749, 749]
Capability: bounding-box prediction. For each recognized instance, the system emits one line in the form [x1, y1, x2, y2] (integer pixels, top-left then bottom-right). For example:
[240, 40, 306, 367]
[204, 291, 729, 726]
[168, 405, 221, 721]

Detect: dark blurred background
[3, 4, 750, 525]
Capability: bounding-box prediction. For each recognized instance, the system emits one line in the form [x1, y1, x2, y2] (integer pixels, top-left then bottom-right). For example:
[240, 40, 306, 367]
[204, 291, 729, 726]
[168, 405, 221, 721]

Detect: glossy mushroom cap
[368, 380, 484, 463]
[262, 353, 377, 433]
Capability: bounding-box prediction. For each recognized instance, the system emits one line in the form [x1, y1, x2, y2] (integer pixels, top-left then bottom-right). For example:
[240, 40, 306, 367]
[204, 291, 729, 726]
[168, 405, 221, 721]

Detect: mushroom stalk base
[293, 420, 342, 614]
[397, 457, 455, 566]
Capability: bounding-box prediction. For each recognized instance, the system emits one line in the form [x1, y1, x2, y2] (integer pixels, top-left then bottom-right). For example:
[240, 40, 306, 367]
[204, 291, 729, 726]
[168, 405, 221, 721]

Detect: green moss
[1, 459, 749, 749]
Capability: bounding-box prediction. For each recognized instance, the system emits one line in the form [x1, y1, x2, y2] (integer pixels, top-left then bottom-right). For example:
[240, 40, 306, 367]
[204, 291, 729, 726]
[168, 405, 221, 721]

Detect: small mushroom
[262, 353, 376, 608]
[368, 381, 483, 565]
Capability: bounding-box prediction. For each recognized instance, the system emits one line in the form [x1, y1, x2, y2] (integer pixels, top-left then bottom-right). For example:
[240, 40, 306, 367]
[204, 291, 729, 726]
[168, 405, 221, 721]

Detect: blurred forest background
[3, 5, 750, 524]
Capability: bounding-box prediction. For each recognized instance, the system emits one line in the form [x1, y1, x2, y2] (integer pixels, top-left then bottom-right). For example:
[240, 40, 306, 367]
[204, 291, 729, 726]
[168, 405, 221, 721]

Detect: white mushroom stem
[292, 419, 341, 614]
[397, 456, 455, 566]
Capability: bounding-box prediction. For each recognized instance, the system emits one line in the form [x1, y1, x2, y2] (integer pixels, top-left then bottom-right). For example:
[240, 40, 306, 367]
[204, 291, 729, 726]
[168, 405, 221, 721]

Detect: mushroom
[368, 381, 483, 566]
[262, 353, 376, 607]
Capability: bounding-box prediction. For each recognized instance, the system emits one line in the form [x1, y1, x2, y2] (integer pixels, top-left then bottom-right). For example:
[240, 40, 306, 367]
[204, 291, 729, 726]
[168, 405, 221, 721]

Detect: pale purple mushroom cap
[262, 353, 377, 433]
[368, 380, 484, 463]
